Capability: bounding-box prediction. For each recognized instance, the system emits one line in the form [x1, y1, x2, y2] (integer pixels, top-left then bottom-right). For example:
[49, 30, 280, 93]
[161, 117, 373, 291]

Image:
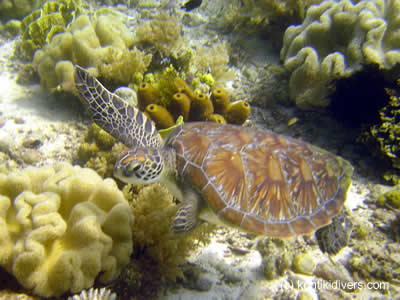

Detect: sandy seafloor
[0, 1, 399, 300]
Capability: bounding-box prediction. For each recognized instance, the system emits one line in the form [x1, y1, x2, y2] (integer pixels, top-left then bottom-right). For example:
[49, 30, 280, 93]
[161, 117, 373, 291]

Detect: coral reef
[191, 42, 234, 87]
[0, 289, 36, 300]
[359, 83, 400, 181]
[3, 19, 23, 36]
[33, 10, 151, 89]
[19, 0, 81, 60]
[26, 6, 236, 126]
[0, 0, 43, 20]
[345, 187, 400, 287]
[98, 46, 152, 86]
[135, 66, 250, 128]
[349, 239, 400, 284]
[291, 252, 315, 275]
[135, 12, 183, 57]
[378, 186, 400, 209]
[280, 0, 400, 109]
[0, 163, 133, 297]
[206, 0, 321, 39]
[257, 238, 294, 280]
[77, 124, 126, 178]
[123, 183, 214, 283]
[84, 123, 116, 151]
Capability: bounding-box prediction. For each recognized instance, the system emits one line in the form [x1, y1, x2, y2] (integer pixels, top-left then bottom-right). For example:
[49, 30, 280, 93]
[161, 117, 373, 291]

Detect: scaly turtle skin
[315, 213, 353, 254]
[74, 66, 354, 239]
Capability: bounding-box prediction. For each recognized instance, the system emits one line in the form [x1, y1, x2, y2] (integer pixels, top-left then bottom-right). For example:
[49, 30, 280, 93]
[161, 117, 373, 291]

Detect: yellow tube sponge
[211, 88, 230, 115]
[137, 82, 160, 111]
[145, 104, 175, 129]
[173, 77, 196, 101]
[225, 100, 250, 125]
[189, 92, 214, 121]
[170, 92, 191, 121]
[207, 113, 227, 124]
[0, 163, 133, 297]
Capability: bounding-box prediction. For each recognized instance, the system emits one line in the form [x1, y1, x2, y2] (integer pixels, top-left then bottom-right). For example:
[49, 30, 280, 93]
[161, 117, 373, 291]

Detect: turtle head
[114, 148, 164, 184]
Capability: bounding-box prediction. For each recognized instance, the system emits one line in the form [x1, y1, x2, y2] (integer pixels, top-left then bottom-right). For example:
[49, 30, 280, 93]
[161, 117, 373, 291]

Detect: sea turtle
[74, 65, 353, 239]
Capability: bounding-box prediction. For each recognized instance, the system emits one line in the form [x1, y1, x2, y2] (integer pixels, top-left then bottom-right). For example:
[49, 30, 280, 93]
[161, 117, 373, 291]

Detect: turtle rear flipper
[316, 212, 352, 255]
[74, 65, 162, 149]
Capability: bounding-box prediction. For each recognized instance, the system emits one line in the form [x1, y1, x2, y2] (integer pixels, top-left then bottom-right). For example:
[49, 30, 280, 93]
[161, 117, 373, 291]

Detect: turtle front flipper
[172, 187, 202, 234]
[74, 65, 162, 149]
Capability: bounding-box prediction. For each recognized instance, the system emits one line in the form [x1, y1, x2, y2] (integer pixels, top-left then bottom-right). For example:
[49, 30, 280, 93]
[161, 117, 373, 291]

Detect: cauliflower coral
[281, 0, 400, 109]
[0, 163, 133, 297]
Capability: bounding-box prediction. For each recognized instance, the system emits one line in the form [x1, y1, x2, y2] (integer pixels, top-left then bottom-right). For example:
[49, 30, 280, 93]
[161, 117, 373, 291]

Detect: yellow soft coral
[99, 47, 152, 85]
[77, 124, 126, 178]
[135, 12, 183, 57]
[0, 163, 133, 297]
[124, 183, 214, 281]
[192, 43, 234, 86]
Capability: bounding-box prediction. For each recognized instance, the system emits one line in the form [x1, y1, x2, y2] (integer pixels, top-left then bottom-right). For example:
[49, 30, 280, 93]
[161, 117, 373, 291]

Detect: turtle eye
[127, 163, 141, 173]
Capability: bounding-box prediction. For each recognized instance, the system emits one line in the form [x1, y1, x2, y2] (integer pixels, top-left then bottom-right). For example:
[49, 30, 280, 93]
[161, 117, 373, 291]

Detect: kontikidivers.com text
[282, 279, 389, 291]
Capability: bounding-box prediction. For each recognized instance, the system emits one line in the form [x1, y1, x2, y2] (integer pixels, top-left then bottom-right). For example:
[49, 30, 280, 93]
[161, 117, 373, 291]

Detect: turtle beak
[114, 149, 136, 183]
[113, 161, 126, 183]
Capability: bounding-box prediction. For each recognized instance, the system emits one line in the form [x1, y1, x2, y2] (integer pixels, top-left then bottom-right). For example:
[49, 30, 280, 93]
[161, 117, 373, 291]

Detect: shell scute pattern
[309, 154, 339, 201]
[174, 129, 211, 192]
[204, 126, 253, 150]
[244, 147, 292, 220]
[202, 183, 227, 212]
[205, 148, 247, 210]
[280, 150, 321, 216]
[170, 122, 352, 237]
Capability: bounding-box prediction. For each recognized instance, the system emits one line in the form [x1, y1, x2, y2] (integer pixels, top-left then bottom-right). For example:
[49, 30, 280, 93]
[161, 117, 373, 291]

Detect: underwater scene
[0, 0, 399, 299]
